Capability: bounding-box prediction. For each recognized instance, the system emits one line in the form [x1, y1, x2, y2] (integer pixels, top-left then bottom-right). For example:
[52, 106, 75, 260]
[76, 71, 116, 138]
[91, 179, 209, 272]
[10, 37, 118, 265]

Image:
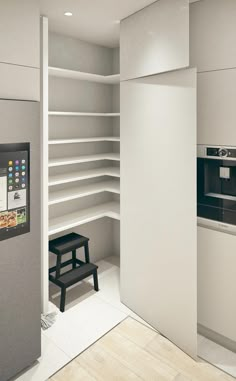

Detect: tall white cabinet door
[120, 0, 189, 81]
[197, 68, 236, 146]
[120, 68, 197, 359]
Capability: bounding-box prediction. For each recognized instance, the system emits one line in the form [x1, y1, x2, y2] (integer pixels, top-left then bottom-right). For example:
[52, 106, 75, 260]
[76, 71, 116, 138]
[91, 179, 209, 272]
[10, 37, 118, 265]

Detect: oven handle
[197, 217, 236, 235]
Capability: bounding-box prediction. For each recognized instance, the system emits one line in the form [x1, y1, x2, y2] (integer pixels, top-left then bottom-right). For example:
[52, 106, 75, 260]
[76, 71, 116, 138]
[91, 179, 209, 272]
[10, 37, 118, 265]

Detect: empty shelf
[49, 67, 120, 84]
[49, 137, 120, 145]
[49, 111, 120, 117]
[49, 180, 120, 205]
[49, 153, 120, 167]
[49, 167, 120, 186]
[49, 202, 120, 236]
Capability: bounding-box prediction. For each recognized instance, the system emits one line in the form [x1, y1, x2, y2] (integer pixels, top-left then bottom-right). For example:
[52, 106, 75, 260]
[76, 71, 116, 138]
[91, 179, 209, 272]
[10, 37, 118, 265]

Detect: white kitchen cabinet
[190, 0, 236, 72]
[197, 68, 236, 146]
[198, 226, 236, 344]
[0, 0, 39, 68]
[120, 0, 189, 81]
[0, 63, 39, 101]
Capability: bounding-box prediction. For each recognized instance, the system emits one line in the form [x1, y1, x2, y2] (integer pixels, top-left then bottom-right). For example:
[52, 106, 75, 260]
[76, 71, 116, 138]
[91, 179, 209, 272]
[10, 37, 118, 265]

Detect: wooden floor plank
[51, 317, 235, 381]
[145, 329, 234, 381]
[98, 329, 178, 381]
[76, 344, 143, 381]
[50, 361, 96, 381]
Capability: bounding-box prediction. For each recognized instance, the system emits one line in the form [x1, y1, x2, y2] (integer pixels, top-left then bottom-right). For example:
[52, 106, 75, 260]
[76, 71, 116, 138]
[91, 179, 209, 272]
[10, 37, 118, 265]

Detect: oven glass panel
[197, 158, 236, 225]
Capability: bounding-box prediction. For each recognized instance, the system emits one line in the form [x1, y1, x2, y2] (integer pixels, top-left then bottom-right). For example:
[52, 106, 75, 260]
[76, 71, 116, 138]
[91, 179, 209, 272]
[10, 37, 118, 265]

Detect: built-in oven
[197, 145, 236, 234]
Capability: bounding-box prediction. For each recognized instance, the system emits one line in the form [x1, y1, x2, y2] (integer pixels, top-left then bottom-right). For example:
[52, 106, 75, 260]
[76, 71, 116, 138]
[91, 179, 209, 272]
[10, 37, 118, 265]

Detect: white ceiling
[40, 0, 158, 48]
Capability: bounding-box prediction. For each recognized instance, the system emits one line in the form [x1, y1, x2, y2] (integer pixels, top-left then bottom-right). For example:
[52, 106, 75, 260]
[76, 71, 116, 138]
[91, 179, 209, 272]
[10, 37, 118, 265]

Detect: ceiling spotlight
[64, 12, 73, 16]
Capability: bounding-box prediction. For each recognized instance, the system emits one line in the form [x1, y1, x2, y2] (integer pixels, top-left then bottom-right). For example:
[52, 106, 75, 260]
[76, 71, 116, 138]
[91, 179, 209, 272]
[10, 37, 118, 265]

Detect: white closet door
[120, 68, 197, 358]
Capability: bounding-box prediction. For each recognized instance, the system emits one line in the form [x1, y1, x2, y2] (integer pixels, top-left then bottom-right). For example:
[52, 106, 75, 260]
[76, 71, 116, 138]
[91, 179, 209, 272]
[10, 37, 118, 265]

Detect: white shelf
[49, 167, 120, 186]
[49, 137, 120, 145]
[49, 202, 120, 236]
[49, 66, 120, 85]
[49, 153, 120, 168]
[49, 111, 120, 117]
[49, 180, 120, 205]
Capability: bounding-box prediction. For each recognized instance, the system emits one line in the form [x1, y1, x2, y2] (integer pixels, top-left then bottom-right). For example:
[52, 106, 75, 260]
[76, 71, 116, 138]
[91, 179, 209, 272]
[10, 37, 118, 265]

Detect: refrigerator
[0, 100, 41, 381]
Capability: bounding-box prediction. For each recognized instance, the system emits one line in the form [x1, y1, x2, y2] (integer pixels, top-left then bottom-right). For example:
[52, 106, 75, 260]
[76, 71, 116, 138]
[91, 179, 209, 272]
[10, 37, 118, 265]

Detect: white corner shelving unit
[48, 50, 120, 236]
[41, 27, 121, 314]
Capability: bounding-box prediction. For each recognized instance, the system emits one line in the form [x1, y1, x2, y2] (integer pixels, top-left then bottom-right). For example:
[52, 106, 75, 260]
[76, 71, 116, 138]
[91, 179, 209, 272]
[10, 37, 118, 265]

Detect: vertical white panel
[40, 17, 49, 314]
[120, 0, 189, 81]
[120, 68, 197, 358]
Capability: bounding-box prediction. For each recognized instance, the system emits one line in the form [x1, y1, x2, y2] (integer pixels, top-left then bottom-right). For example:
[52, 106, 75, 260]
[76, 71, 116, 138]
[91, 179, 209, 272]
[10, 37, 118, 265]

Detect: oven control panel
[207, 147, 236, 158]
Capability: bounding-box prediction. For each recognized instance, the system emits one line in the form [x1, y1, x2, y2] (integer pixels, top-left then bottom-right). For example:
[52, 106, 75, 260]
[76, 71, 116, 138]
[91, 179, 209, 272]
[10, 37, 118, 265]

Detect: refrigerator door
[0, 100, 41, 381]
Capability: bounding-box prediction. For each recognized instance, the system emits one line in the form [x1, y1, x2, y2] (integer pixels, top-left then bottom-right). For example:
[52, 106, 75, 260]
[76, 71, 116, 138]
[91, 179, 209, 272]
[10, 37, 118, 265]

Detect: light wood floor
[50, 317, 234, 381]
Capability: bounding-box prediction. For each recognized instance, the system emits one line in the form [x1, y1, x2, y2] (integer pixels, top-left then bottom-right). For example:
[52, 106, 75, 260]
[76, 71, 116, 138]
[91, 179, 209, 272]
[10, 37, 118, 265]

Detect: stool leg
[60, 288, 66, 312]
[56, 254, 62, 279]
[72, 249, 76, 269]
[84, 242, 90, 263]
[93, 270, 99, 292]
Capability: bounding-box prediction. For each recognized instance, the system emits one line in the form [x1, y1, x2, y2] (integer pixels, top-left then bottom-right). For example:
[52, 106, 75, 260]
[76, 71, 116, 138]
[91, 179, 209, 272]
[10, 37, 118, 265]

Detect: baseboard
[198, 323, 236, 353]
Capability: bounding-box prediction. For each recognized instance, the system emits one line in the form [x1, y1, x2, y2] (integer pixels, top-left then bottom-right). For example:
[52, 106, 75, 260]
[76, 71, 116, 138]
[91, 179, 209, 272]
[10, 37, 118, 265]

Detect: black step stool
[49, 232, 99, 312]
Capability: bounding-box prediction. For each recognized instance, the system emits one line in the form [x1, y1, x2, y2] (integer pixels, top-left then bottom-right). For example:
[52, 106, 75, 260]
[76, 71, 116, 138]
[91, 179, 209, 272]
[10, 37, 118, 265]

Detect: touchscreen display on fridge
[0, 143, 30, 241]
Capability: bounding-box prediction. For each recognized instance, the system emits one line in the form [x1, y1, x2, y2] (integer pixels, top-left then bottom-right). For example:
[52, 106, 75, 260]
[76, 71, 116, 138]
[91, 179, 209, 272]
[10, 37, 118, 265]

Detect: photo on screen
[17, 208, 27, 225]
[8, 189, 26, 210]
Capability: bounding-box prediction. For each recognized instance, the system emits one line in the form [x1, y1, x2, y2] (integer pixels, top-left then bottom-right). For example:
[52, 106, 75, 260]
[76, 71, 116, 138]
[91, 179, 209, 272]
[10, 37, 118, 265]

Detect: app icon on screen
[15, 166, 19, 171]
[22, 184, 26, 188]
[8, 161, 13, 166]
[22, 172, 25, 176]
[8, 186, 13, 191]
[22, 160, 26, 164]
[8, 179, 13, 184]
[8, 167, 13, 172]
[15, 179, 20, 183]
[15, 173, 19, 177]
[8, 174, 13, 178]
[22, 166, 26, 170]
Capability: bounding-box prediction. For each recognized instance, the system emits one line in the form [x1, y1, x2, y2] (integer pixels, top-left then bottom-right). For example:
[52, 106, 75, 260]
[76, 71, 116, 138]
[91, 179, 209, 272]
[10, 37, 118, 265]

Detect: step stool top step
[58, 263, 98, 287]
[49, 232, 89, 255]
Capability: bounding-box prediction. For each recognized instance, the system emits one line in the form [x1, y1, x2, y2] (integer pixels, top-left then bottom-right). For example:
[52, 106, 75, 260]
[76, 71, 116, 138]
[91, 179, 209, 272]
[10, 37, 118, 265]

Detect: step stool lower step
[49, 263, 99, 312]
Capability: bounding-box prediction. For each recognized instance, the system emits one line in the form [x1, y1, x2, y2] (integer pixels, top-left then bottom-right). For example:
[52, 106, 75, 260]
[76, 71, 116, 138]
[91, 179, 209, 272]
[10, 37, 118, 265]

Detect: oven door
[197, 156, 236, 234]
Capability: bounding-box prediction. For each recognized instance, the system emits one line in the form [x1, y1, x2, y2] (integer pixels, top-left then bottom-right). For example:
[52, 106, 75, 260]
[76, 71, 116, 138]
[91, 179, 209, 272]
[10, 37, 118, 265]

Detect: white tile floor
[13, 255, 236, 381]
[198, 334, 236, 378]
[13, 256, 149, 381]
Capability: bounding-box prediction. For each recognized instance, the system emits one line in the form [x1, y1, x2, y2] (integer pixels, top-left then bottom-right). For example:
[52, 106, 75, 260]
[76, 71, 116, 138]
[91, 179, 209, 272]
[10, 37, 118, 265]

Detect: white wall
[49, 33, 114, 75]
[120, 0, 189, 80]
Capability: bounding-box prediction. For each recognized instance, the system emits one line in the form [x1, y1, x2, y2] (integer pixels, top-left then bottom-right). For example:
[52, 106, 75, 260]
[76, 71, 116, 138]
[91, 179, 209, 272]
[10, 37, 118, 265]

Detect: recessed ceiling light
[64, 11, 73, 16]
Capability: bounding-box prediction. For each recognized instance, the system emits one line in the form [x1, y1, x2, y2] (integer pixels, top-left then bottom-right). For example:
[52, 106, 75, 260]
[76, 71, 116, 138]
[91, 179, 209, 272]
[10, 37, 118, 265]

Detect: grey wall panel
[0, 63, 40, 101]
[190, 0, 236, 72]
[120, 0, 189, 80]
[120, 68, 197, 358]
[0, 100, 41, 381]
[0, 0, 39, 68]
